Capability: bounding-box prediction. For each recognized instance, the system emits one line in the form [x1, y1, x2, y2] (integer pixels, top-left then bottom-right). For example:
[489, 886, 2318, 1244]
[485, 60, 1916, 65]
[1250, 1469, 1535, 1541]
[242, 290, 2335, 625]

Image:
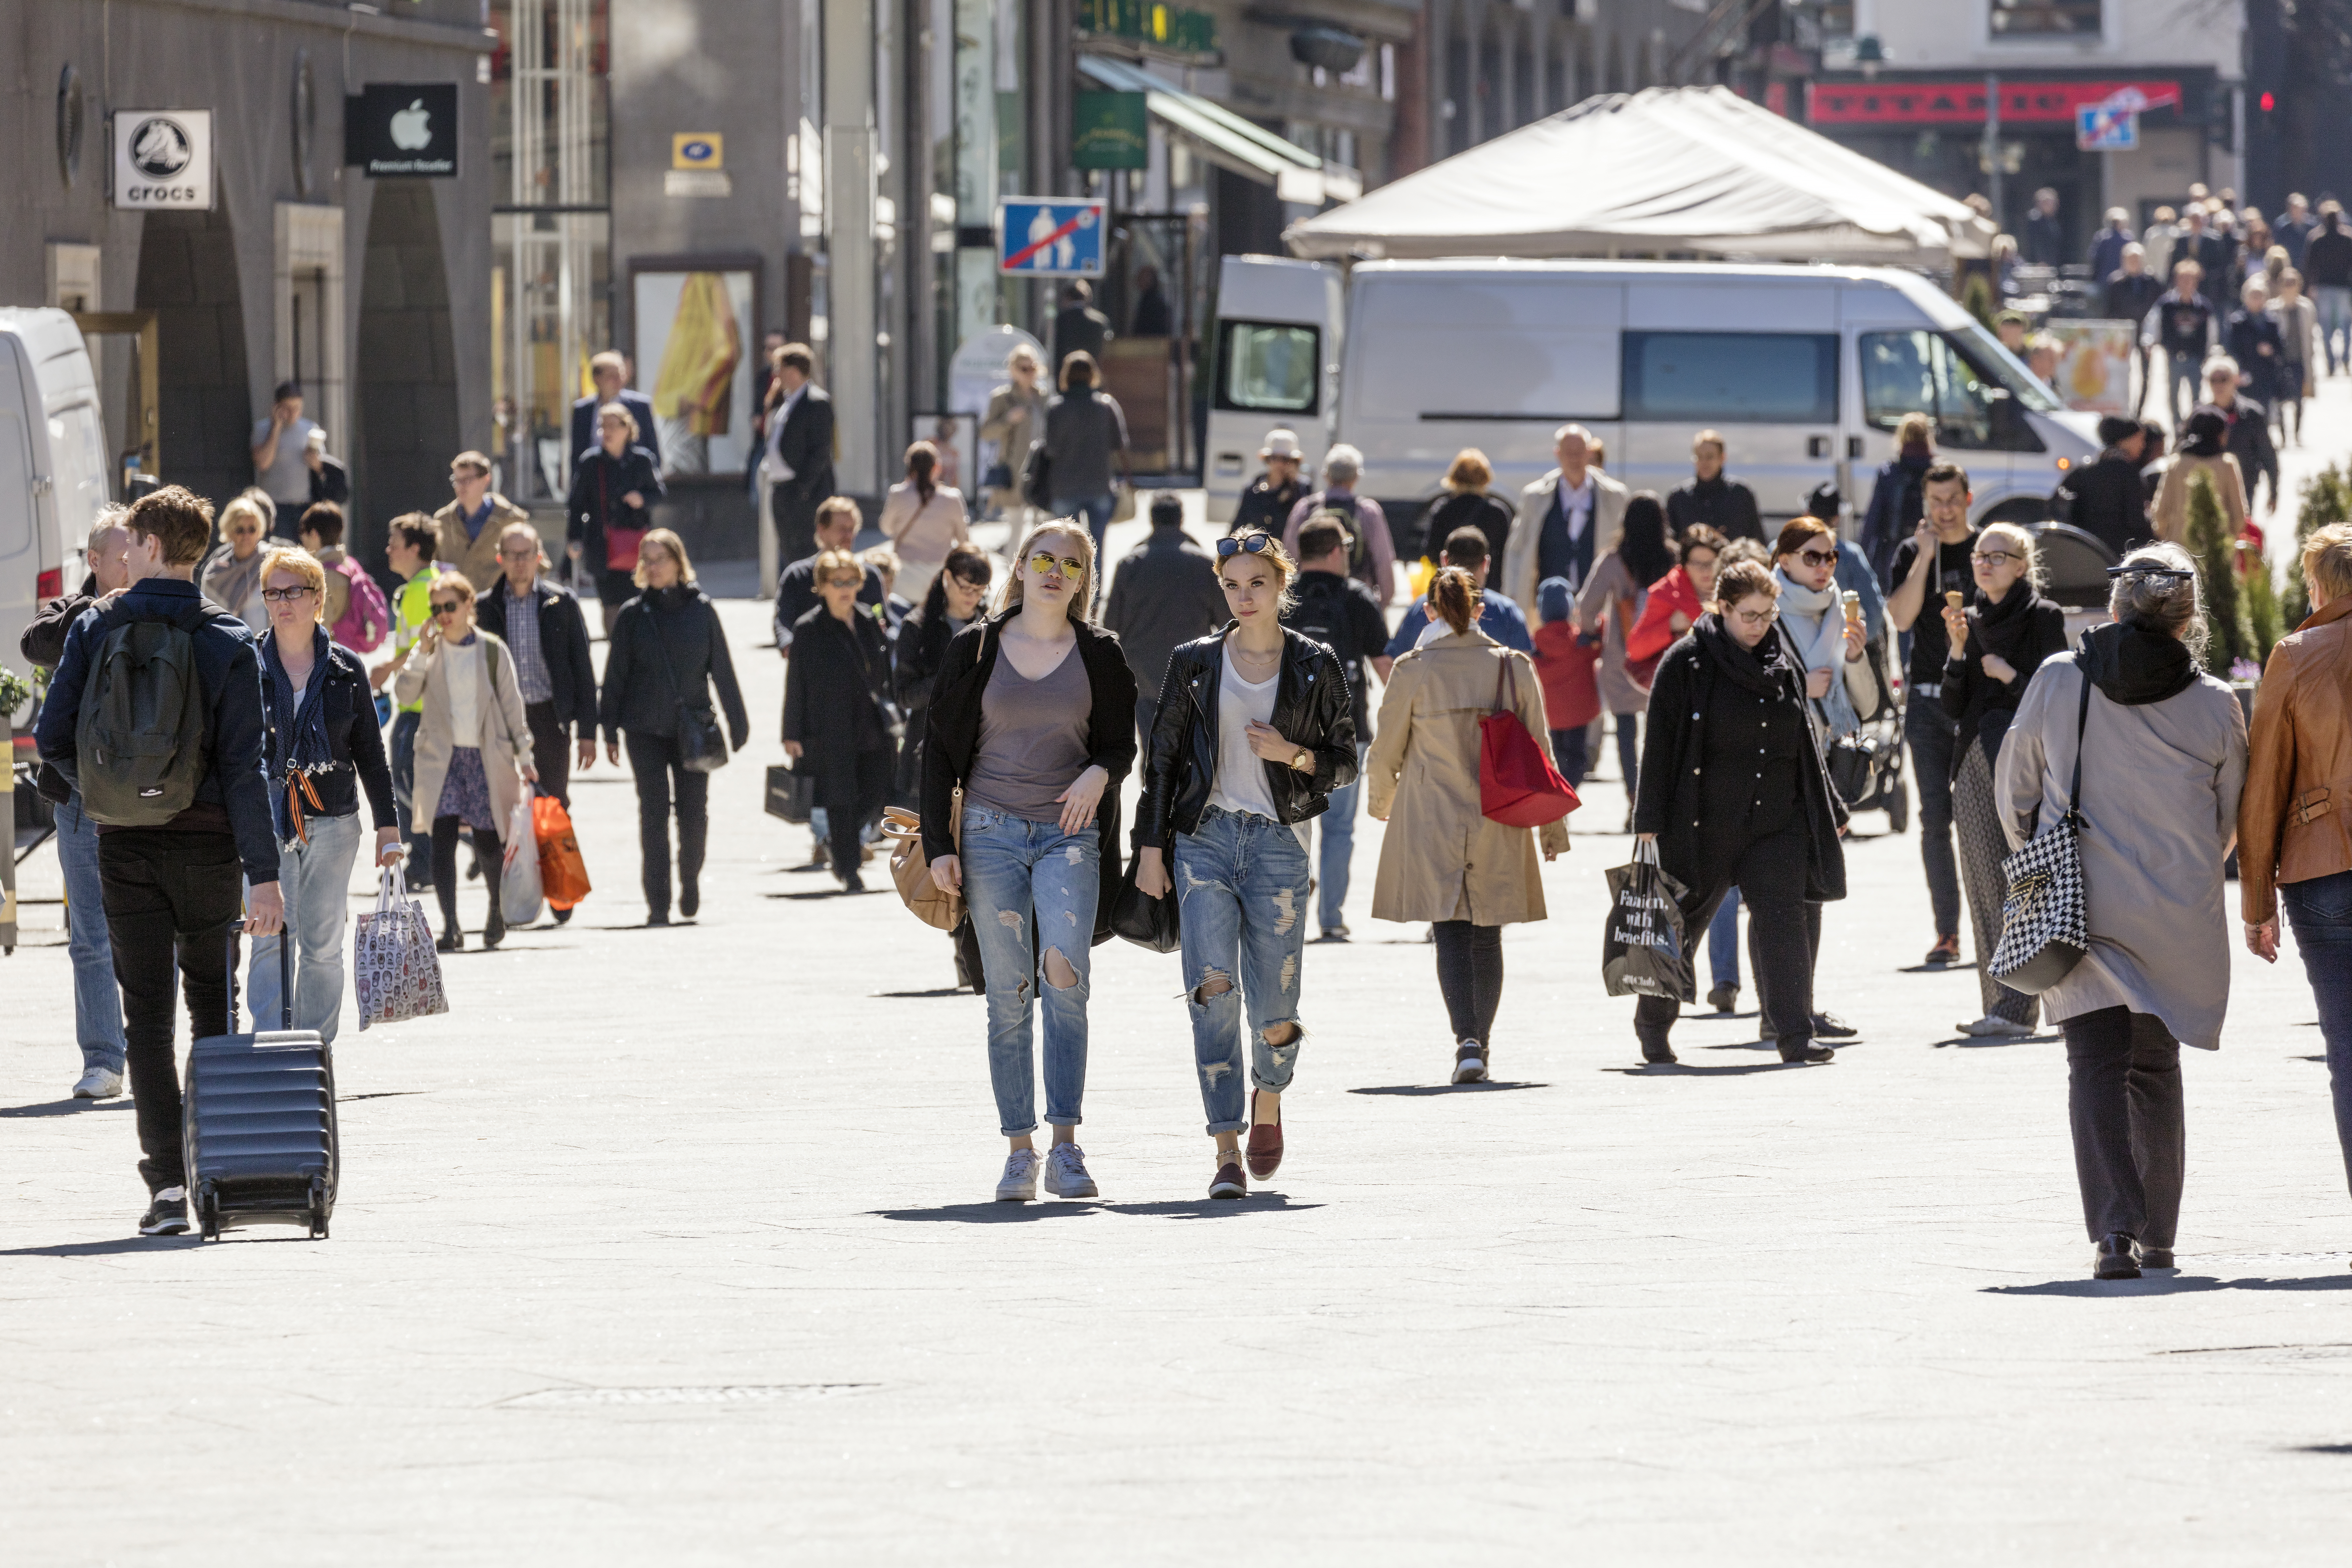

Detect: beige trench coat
[393, 630, 536, 831]
[1366, 627, 1571, 926]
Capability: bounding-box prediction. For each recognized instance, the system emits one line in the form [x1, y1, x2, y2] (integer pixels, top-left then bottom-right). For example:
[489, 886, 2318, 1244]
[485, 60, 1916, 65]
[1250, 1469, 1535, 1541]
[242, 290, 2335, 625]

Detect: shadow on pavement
[1348, 1082, 1549, 1096]
[1900, 961, 1978, 974]
[0, 1236, 204, 1257]
[1986, 1274, 2352, 1297]
[1100, 1196, 1325, 1217]
[873, 1195, 1324, 1222]
[1600, 1062, 1802, 1076]
[1933, 1032, 2060, 1049]
[873, 988, 970, 999]
[0, 1099, 134, 1118]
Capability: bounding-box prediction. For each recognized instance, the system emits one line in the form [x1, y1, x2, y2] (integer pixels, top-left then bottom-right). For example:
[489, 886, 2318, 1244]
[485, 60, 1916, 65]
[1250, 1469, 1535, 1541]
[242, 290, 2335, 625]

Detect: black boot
[1636, 1021, 1677, 1065]
[482, 883, 506, 950]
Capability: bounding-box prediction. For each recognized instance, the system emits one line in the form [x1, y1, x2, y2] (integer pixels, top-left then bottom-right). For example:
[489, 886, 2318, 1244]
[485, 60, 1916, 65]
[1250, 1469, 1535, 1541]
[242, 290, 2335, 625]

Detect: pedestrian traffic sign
[2076, 97, 2140, 152]
[999, 199, 1107, 278]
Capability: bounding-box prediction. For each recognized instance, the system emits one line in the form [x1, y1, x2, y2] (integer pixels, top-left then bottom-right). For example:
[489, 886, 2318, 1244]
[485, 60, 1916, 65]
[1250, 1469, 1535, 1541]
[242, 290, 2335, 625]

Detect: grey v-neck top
[964, 645, 1091, 823]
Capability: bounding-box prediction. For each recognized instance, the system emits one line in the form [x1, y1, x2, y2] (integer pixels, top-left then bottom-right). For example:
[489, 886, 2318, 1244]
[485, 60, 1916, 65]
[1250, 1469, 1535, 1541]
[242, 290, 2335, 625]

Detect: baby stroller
[1827, 635, 1908, 832]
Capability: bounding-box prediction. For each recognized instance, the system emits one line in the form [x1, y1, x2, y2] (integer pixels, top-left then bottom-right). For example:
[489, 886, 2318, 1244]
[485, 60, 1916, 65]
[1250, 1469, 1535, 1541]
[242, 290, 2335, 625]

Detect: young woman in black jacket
[596, 530, 750, 925]
[784, 547, 900, 893]
[1631, 559, 1848, 1067]
[921, 520, 1138, 1204]
[1133, 532, 1356, 1199]
[890, 543, 994, 808]
[1941, 521, 2070, 1038]
[566, 401, 666, 635]
[248, 547, 402, 1043]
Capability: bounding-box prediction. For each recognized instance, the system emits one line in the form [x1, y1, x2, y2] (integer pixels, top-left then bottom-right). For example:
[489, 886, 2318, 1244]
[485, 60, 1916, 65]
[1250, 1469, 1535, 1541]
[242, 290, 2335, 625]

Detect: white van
[1204, 257, 2099, 536]
[0, 308, 109, 686]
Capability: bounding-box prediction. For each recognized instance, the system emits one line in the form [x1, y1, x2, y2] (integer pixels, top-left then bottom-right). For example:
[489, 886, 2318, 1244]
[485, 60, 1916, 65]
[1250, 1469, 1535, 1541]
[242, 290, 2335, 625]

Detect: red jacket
[1531, 621, 1601, 731]
[1626, 566, 1702, 666]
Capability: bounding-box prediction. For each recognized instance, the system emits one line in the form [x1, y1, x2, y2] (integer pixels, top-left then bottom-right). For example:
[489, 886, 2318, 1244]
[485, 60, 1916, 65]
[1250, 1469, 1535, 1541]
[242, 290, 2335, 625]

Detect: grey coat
[1994, 652, 2248, 1050]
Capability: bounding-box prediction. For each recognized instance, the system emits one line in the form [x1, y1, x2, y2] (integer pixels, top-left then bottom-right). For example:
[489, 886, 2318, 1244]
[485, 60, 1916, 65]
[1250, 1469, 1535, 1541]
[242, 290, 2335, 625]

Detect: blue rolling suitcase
[183, 915, 340, 1241]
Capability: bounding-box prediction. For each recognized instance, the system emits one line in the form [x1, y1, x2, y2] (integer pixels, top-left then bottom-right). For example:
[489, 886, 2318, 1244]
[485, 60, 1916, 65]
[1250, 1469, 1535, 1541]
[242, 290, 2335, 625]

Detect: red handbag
[1479, 656, 1581, 828]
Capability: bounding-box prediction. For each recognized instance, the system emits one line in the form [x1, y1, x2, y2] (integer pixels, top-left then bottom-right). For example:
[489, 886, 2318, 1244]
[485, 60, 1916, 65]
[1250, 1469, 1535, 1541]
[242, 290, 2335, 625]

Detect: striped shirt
[503, 584, 553, 703]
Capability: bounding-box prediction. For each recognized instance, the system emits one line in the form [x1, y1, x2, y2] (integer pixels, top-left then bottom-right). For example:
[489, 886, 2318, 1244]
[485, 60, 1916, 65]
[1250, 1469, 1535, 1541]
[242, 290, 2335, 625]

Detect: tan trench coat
[393, 631, 536, 832]
[1366, 627, 1570, 926]
[433, 493, 535, 594]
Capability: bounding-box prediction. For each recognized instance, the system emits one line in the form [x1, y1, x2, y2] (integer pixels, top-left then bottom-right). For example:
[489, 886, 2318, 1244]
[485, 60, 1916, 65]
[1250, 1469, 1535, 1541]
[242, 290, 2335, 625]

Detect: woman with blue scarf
[246, 547, 402, 1042]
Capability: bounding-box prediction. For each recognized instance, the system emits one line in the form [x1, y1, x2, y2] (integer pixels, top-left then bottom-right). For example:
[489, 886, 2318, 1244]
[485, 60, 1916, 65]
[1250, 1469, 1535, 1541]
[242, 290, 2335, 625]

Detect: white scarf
[1772, 568, 1859, 738]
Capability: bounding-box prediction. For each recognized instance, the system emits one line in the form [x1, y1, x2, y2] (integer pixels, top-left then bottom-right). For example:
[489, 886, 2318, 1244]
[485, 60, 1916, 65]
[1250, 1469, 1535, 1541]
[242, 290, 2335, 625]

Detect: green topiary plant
[2242, 536, 2283, 664]
[2285, 461, 2352, 628]
[2182, 468, 2252, 677]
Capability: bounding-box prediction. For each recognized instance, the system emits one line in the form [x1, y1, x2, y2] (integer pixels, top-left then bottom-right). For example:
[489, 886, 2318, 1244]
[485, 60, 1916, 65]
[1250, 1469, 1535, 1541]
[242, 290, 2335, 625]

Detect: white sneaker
[995, 1148, 1044, 1202]
[1958, 1015, 2035, 1038]
[73, 1066, 125, 1099]
[1044, 1143, 1098, 1199]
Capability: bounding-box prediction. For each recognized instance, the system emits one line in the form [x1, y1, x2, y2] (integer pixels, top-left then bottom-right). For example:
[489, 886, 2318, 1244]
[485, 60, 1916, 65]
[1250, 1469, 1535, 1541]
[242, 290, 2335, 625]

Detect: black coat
[1134, 628, 1357, 849]
[1417, 490, 1516, 565]
[1633, 624, 1848, 904]
[569, 391, 660, 483]
[771, 385, 837, 509]
[2221, 397, 2280, 505]
[1665, 476, 1764, 544]
[566, 446, 665, 574]
[920, 610, 1139, 943]
[891, 601, 969, 791]
[596, 585, 751, 747]
[2054, 451, 2154, 557]
[476, 577, 599, 738]
[783, 604, 896, 805]
[1230, 474, 1306, 538]
[1103, 528, 1227, 696]
[1942, 587, 2069, 769]
[258, 636, 398, 831]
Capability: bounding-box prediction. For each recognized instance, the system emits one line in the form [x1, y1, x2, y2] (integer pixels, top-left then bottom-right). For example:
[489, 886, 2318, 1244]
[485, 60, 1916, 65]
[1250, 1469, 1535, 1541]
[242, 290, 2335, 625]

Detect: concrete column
[826, 0, 879, 497]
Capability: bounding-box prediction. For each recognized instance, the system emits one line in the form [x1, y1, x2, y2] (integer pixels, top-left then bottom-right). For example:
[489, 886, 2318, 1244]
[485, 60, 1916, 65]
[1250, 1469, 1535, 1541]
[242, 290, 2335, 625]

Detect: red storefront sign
[1807, 80, 2182, 126]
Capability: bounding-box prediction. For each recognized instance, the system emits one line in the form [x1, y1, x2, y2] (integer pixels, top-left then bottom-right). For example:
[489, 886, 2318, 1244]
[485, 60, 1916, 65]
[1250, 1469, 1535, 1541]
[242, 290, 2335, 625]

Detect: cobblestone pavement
[2, 382, 2348, 1564]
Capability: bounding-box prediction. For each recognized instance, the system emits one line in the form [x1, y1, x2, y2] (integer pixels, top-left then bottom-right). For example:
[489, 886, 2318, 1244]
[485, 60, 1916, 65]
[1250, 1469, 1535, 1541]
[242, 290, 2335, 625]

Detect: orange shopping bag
[533, 794, 591, 909]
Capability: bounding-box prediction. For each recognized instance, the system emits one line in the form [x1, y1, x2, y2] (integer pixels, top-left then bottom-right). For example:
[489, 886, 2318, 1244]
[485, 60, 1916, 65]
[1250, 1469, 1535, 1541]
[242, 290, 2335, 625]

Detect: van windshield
[1949, 321, 2064, 412]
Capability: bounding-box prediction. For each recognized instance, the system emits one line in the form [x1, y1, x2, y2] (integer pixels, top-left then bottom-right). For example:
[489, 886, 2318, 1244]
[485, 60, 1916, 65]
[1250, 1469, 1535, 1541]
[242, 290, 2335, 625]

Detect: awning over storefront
[1077, 55, 1359, 205]
[1284, 85, 1994, 266]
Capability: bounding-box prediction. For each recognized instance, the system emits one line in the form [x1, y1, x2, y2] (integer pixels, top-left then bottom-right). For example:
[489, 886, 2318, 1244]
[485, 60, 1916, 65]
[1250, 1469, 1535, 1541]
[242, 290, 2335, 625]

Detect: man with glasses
[371, 515, 451, 884]
[433, 450, 534, 594]
[1884, 462, 1979, 968]
[475, 522, 599, 868]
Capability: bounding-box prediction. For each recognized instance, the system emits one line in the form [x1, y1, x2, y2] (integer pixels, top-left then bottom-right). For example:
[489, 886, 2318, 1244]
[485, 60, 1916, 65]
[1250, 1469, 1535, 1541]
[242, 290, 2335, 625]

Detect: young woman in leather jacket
[1134, 532, 1357, 1199]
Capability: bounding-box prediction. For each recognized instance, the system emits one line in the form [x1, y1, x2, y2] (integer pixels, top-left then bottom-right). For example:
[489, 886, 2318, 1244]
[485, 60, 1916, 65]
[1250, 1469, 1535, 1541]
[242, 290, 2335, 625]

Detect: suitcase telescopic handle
[218, 879, 296, 1034]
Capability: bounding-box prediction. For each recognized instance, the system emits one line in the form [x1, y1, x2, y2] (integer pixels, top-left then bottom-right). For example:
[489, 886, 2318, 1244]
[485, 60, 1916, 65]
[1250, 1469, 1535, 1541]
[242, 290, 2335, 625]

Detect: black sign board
[344, 84, 458, 177]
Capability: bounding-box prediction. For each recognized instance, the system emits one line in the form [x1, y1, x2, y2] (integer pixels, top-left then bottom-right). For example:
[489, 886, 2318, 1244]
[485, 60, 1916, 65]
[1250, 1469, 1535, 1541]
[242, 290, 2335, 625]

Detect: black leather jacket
[1135, 627, 1358, 848]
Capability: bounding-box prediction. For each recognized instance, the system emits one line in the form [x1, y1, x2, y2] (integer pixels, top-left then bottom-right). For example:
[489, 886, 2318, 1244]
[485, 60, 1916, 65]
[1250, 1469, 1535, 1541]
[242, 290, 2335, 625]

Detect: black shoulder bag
[644, 600, 728, 773]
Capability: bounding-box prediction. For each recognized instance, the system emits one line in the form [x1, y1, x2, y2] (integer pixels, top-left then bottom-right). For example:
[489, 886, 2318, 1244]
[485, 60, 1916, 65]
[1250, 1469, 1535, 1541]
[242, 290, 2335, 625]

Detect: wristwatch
[1291, 747, 1313, 772]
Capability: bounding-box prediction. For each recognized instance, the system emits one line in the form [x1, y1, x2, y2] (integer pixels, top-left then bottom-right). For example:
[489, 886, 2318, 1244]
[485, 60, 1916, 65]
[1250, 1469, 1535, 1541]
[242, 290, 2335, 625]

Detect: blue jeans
[1054, 493, 1117, 601]
[390, 711, 431, 874]
[2167, 349, 2204, 426]
[1307, 741, 1368, 932]
[247, 810, 364, 1045]
[56, 792, 127, 1073]
[962, 805, 1099, 1136]
[1175, 806, 1310, 1135]
[2284, 870, 2352, 1199]
[2316, 286, 2351, 374]
[1709, 888, 1742, 990]
[1551, 727, 1589, 789]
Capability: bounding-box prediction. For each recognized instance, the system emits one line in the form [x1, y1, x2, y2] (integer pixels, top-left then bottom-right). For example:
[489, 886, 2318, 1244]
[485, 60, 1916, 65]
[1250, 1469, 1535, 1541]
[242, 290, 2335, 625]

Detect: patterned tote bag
[355, 860, 449, 1029]
[1989, 673, 2094, 995]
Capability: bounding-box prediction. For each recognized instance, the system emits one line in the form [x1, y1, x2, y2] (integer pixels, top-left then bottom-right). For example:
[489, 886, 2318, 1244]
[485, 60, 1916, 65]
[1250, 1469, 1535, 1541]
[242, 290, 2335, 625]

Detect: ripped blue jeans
[961, 805, 1099, 1136]
[1174, 805, 1309, 1135]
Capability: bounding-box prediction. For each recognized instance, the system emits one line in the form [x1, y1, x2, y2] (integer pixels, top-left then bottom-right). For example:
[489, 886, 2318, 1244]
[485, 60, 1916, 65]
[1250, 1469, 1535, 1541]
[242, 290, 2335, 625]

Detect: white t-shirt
[442, 637, 484, 747]
[1206, 653, 1280, 821]
[250, 415, 322, 504]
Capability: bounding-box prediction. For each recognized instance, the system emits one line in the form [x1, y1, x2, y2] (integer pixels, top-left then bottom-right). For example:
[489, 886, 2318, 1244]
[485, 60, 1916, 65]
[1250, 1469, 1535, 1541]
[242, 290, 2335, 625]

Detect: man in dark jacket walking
[2170, 209, 2231, 310]
[2208, 358, 2281, 517]
[2305, 207, 2352, 374]
[1282, 514, 1393, 941]
[2052, 417, 2153, 556]
[2141, 263, 2216, 427]
[477, 520, 598, 815]
[568, 350, 661, 488]
[1052, 281, 1113, 379]
[1105, 493, 1226, 751]
[1664, 429, 1763, 542]
[2102, 246, 2165, 416]
[34, 486, 284, 1237]
[765, 343, 836, 564]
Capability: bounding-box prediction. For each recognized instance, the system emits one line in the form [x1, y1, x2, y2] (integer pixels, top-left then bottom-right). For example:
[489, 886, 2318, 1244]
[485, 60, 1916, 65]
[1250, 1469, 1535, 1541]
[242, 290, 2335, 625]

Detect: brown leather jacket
[2240, 595, 2352, 922]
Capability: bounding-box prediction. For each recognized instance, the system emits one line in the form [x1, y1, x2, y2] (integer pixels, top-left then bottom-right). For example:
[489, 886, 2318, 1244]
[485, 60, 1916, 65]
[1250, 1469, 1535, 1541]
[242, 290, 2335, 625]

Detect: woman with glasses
[597, 529, 750, 924]
[922, 520, 1138, 1202]
[1631, 559, 1848, 1066]
[245, 547, 403, 1039]
[201, 492, 275, 633]
[566, 401, 666, 635]
[1133, 532, 1356, 1198]
[390, 572, 539, 950]
[784, 546, 899, 894]
[1364, 566, 1569, 1087]
[1941, 522, 2068, 1038]
[1769, 517, 1875, 746]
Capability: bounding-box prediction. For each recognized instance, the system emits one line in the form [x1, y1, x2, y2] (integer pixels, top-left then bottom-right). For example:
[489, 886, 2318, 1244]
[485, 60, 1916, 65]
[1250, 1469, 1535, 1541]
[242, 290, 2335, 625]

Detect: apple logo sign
[389, 99, 433, 152]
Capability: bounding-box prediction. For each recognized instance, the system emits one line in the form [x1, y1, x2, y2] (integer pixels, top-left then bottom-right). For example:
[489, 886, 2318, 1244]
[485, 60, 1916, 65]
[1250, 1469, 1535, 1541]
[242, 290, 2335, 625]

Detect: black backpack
[76, 606, 209, 827]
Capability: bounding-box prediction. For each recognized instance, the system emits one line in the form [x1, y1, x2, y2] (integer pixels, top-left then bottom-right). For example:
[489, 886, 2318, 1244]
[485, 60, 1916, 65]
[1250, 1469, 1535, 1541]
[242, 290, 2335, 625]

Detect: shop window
[1988, 0, 2101, 36]
[1215, 322, 1319, 413]
[1622, 332, 1838, 425]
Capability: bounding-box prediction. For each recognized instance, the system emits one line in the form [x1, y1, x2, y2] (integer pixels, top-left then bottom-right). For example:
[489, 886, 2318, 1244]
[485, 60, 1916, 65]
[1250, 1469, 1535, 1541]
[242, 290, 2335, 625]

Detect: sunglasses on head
[1026, 551, 1085, 578]
[430, 601, 464, 617]
[2106, 565, 2196, 582]
[1216, 533, 1277, 559]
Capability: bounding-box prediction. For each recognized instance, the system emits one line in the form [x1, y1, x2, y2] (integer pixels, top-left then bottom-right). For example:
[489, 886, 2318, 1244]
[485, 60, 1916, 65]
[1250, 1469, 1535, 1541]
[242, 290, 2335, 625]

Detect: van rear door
[1619, 280, 1841, 521]
[1204, 256, 1341, 524]
[0, 333, 45, 685]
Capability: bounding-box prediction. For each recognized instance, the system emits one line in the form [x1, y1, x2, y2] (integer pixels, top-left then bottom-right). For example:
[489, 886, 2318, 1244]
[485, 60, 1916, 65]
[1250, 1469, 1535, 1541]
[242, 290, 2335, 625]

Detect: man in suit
[1501, 422, 1629, 611]
[766, 342, 836, 564]
[568, 351, 660, 488]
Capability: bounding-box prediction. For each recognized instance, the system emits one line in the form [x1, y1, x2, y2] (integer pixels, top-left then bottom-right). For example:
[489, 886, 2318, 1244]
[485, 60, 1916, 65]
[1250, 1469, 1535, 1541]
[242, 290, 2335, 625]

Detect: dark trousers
[595, 569, 636, 636]
[432, 818, 503, 935]
[1635, 820, 1817, 1050]
[2284, 870, 2352, 1199]
[1612, 712, 1641, 790]
[1551, 727, 1589, 788]
[624, 729, 710, 916]
[1904, 702, 1962, 938]
[1433, 920, 1504, 1045]
[524, 700, 572, 809]
[773, 482, 817, 565]
[821, 749, 894, 877]
[390, 710, 432, 882]
[2062, 1006, 2185, 1247]
[97, 829, 245, 1194]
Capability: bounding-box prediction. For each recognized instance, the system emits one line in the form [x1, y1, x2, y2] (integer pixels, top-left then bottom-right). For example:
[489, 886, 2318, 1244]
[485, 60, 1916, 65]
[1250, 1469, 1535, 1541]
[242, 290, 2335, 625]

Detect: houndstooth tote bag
[1989, 672, 2094, 995]
[354, 860, 449, 1029]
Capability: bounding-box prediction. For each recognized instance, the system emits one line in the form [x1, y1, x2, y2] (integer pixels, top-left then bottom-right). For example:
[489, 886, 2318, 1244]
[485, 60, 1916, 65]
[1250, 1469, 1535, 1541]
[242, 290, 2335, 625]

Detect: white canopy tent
[1285, 87, 1994, 268]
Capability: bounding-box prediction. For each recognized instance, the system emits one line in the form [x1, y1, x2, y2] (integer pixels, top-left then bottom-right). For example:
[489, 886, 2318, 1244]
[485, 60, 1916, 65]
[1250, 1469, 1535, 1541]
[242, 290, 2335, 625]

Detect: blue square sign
[999, 199, 1107, 278]
[2076, 104, 2138, 152]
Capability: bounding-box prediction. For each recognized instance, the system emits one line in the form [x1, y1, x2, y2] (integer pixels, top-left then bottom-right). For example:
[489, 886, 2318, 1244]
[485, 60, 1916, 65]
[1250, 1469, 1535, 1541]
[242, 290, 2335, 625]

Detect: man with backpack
[35, 485, 285, 1237]
[1280, 444, 1396, 605]
[297, 502, 390, 654]
[1283, 514, 1393, 941]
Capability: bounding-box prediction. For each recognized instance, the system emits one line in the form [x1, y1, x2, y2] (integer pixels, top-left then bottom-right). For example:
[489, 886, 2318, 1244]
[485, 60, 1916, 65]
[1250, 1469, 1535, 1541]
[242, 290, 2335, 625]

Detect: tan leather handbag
[881, 804, 963, 931]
